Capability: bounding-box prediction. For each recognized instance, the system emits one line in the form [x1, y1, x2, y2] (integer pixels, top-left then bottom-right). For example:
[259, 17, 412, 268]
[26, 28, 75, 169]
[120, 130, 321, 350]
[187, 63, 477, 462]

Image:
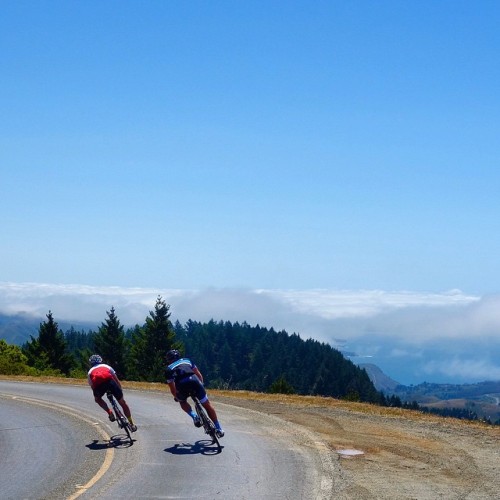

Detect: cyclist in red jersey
[87, 354, 137, 432]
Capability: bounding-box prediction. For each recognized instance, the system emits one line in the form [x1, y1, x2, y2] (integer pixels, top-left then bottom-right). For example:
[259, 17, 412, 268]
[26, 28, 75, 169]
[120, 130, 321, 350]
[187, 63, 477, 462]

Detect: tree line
[172, 319, 383, 403]
[0, 295, 384, 403]
[1, 296, 177, 381]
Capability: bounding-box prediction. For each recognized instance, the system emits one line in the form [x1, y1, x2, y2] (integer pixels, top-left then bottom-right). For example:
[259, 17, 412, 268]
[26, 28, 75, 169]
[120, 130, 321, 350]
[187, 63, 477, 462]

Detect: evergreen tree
[23, 311, 74, 375]
[125, 324, 143, 380]
[130, 296, 180, 382]
[93, 307, 128, 379]
[269, 375, 295, 394]
[65, 327, 95, 353]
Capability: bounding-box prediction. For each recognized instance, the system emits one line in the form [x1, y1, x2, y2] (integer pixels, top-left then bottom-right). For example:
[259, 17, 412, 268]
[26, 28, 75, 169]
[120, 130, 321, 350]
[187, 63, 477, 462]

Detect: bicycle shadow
[164, 439, 222, 456]
[86, 435, 135, 450]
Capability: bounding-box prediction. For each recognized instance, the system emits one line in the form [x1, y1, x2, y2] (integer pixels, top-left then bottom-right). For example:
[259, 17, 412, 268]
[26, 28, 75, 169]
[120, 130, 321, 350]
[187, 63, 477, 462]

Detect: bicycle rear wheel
[107, 392, 132, 442]
[195, 401, 221, 449]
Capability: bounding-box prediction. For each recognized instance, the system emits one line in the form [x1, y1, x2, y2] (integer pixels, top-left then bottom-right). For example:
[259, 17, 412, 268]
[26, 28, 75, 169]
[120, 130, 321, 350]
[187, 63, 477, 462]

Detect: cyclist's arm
[111, 372, 122, 389]
[193, 366, 204, 384]
[168, 381, 177, 398]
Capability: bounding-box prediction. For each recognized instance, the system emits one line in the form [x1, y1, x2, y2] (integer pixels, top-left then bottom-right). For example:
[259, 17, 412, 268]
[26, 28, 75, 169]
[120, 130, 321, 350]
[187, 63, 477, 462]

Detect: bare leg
[95, 396, 111, 413]
[117, 397, 132, 419]
[202, 400, 218, 423]
[179, 400, 193, 414]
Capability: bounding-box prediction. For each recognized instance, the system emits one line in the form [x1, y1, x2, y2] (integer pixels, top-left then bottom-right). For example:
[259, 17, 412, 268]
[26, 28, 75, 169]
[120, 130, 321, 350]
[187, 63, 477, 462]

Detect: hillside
[362, 363, 500, 423]
[0, 313, 97, 345]
[392, 380, 500, 422]
[359, 363, 400, 392]
[0, 313, 41, 345]
[174, 319, 382, 402]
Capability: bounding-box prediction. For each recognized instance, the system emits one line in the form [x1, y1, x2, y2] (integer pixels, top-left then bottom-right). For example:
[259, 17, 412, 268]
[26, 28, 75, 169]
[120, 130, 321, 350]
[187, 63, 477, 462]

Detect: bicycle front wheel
[196, 404, 220, 449]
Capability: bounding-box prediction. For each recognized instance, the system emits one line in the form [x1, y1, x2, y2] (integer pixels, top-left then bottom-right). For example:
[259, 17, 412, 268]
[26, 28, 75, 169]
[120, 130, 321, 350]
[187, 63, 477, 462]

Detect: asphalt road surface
[0, 380, 331, 499]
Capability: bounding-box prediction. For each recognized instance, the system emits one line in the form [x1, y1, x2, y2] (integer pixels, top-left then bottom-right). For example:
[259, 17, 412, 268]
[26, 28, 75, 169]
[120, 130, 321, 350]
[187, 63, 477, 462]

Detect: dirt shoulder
[211, 391, 500, 500]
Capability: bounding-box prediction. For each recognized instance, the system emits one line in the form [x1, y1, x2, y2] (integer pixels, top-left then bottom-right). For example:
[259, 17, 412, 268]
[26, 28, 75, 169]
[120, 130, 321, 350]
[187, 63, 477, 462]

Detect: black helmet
[166, 349, 180, 363]
[89, 354, 103, 366]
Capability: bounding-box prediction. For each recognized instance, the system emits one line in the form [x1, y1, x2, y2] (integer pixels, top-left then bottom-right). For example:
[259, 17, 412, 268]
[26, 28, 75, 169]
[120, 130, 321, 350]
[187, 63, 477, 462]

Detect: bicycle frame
[106, 391, 132, 442]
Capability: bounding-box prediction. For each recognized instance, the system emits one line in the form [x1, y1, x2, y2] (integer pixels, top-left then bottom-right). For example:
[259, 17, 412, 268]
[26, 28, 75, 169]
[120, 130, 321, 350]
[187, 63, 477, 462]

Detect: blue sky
[1, 2, 500, 384]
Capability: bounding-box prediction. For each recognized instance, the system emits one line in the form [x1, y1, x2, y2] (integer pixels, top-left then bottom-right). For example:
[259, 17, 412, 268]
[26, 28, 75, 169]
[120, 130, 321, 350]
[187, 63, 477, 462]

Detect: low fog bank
[1, 282, 498, 385]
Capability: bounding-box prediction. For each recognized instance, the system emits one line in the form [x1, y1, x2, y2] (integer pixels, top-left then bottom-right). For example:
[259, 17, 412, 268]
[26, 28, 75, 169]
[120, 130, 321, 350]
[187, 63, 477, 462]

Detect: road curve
[0, 381, 335, 499]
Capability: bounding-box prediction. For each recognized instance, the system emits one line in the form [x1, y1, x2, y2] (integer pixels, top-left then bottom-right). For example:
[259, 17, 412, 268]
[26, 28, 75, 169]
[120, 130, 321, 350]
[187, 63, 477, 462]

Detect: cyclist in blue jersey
[165, 349, 224, 437]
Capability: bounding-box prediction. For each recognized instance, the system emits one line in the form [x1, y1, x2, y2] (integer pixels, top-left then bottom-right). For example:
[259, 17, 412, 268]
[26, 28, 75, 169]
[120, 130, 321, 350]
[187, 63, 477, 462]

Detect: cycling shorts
[175, 374, 208, 403]
[93, 379, 123, 400]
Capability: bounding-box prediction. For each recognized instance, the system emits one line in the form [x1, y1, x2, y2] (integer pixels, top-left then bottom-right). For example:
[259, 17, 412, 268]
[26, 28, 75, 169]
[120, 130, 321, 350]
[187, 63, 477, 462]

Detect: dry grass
[1, 374, 496, 431]
[209, 388, 497, 430]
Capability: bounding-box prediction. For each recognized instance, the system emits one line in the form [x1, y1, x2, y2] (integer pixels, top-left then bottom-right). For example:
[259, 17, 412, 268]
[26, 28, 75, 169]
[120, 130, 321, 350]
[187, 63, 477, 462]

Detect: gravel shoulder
[212, 391, 500, 500]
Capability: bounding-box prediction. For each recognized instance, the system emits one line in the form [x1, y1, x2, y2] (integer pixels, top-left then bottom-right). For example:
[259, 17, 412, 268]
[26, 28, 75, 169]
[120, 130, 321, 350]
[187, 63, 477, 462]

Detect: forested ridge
[2, 297, 498, 423]
[173, 319, 381, 402]
[0, 296, 383, 404]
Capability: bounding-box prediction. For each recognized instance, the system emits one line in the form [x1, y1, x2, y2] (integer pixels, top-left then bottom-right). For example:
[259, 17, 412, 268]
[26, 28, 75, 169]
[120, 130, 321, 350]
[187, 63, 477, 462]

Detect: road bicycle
[106, 390, 134, 443]
[191, 394, 222, 451]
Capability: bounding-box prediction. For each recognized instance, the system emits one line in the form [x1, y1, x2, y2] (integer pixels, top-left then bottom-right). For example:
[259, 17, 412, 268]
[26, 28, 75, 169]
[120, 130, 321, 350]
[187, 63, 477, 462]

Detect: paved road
[0, 380, 327, 499]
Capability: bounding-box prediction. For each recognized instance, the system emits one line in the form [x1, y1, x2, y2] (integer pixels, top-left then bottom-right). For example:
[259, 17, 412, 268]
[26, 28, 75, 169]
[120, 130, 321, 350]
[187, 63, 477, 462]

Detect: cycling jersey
[88, 363, 123, 399]
[165, 358, 197, 384]
[166, 358, 208, 403]
[88, 363, 115, 387]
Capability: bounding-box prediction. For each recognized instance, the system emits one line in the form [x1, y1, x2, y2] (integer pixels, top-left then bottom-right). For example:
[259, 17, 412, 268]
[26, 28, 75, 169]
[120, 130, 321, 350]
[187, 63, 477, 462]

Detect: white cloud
[0, 282, 497, 344]
[389, 348, 424, 358]
[423, 358, 500, 381]
[258, 288, 478, 319]
[0, 282, 177, 325]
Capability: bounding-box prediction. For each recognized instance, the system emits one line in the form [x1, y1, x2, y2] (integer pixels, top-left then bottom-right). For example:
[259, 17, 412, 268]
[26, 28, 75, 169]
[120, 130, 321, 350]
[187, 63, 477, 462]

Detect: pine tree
[130, 296, 181, 382]
[269, 375, 295, 394]
[23, 311, 74, 375]
[93, 307, 128, 379]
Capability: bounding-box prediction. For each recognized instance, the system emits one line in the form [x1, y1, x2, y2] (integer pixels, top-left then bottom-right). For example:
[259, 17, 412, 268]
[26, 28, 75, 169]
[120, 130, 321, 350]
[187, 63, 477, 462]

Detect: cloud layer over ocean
[1, 282, 498, 385]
